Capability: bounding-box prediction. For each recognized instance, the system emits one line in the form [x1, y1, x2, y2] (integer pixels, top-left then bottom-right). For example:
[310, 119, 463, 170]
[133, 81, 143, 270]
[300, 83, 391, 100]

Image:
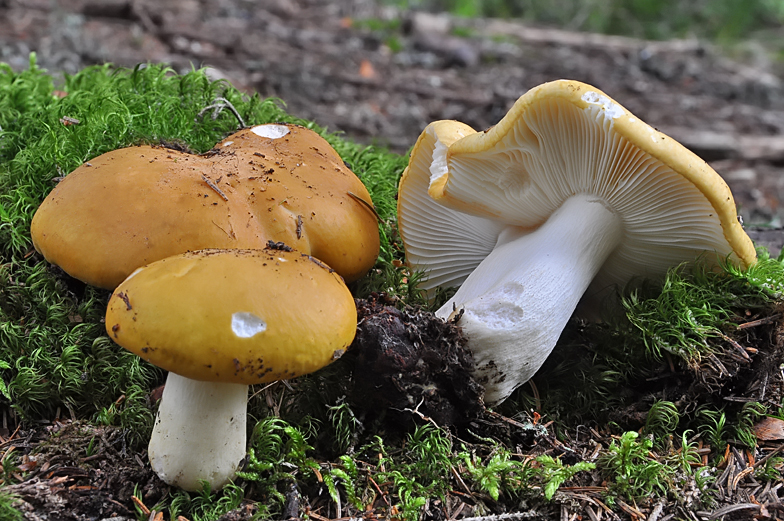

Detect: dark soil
[3, 1, 784, 519]
[350, 293, 485, 427]
[2, 420, 163, 521]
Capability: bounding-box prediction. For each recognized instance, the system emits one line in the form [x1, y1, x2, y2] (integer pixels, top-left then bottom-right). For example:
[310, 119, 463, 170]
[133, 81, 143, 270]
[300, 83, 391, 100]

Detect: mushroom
[397, 80, 757, 405]
[105, 247, 356, 491]
[31, 123, 379, 288]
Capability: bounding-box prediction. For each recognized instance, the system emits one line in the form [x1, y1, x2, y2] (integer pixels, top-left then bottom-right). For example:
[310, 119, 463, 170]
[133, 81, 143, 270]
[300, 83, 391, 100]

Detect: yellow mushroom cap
[31, 145, 260, 289]
[220, 124, 380, 283]
[398, 80, 756, 301]
[105, 248, 357, 384]
[31, 123, 379, 288]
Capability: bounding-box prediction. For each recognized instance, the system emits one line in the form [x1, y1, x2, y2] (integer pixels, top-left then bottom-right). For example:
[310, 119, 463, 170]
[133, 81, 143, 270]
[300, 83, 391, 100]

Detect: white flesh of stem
[436, 194, 623, 404]
[147, 373, 248, 491]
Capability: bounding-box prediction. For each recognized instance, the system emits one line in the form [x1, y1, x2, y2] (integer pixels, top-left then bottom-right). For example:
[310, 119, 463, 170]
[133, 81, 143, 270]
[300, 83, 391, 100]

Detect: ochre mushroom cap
[31, 145, 259, 289]
[105, 248, 356, 384]
[31, 124, 379, 288]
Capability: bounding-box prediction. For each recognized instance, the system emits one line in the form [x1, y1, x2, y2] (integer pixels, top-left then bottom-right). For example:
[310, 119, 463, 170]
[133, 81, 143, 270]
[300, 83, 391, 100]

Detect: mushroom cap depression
[398, 79, 756, 303]
[31, 124, 379, 288]
[105, 248, 356, 384]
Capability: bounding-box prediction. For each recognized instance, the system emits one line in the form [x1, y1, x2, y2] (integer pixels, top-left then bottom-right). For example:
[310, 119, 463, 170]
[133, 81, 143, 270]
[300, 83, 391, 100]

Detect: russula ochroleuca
[106, 247, 356, 491]
[397, 80, 756, 404]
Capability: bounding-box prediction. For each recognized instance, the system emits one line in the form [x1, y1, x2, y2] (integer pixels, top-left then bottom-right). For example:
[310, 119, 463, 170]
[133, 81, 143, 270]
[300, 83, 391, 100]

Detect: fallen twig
[697, 503, 760, 519]
[196, 97, 246, 129]
[459, 512, 542, 521]
[736, 313, 782, 330]
[202, 175, 229, 201]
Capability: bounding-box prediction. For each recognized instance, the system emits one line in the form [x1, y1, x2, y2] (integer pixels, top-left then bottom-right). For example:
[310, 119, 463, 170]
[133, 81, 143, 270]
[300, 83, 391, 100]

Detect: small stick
[700, 503, 760, 519]
[201, 175, 228, 201]
[456, 513, 537, 521]
[730, 467, 754, 492]
[485, 409, 528, 429]
[647, 499, 665, 521]
[718, 332, 750, 361]
[737, 313, 782, 330]
[616, 499, 644, 519]
[195, 97, 246, 128]
[753, 443, 784, 468]
[450, 465, 473, 496]
[132, 495, 151, 516]
[296, 214, 303, 239]
[367, 474, 389, 506]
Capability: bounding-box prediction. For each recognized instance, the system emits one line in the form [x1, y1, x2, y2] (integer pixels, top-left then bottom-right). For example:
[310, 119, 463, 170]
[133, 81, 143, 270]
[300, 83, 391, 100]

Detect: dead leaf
[17, 456, 37, 472]
[753, 416, 784, 441]
[359, 59, 377, 79]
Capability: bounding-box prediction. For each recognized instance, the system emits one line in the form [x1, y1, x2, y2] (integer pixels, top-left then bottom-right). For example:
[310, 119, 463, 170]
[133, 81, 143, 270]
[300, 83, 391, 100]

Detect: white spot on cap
[231, 312, 267, 338]
[251, 124, 290, 139]
[222, 141, 234, 147]
[581, 91, 624, 120]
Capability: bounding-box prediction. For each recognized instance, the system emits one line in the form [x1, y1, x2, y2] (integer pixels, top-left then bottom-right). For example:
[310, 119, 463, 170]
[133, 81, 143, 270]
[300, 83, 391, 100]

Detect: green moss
[0, 490, 23, 521]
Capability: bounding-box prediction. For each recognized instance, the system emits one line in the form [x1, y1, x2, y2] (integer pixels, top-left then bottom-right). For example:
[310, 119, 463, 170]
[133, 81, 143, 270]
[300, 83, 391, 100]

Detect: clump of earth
[349, 293, 485, 427]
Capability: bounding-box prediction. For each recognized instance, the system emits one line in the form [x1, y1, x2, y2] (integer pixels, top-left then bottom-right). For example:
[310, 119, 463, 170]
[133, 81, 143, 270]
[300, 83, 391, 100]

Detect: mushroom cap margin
[396, 121, 506, 293]
[217, 124, 381, 283]
[434, 79, 756, 269]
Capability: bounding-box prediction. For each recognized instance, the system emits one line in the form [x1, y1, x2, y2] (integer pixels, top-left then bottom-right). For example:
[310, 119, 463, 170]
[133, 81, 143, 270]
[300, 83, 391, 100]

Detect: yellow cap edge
[439, 79, 756, 268]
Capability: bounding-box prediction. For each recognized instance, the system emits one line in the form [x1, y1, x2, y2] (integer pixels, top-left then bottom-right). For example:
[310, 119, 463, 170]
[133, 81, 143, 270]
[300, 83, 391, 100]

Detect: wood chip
[132, 495, 151, 516]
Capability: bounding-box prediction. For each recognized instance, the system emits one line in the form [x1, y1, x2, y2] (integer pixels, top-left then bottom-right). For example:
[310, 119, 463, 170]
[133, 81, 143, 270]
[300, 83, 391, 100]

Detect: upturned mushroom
[106, 247, 356, 491]
[397, 80, 757, 405]
[31, 123, 379, 288]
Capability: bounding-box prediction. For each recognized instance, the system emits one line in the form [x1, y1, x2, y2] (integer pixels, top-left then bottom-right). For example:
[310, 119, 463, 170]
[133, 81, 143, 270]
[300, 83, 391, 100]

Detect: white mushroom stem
[436, 194, 623, 405]
[147, 373, 248, 491]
